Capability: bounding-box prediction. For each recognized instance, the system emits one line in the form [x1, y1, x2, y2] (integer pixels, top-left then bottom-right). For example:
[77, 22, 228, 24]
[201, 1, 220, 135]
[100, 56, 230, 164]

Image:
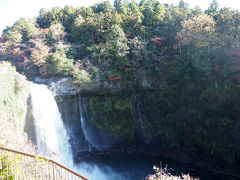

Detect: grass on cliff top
[0, 62, 28, 117]
[0, 61, 35, 151]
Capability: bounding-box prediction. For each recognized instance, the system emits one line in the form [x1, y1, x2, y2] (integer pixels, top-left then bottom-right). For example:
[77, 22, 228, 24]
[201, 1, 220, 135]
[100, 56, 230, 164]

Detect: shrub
[72, 68, 92, 87]
[47, 49, 74, 76]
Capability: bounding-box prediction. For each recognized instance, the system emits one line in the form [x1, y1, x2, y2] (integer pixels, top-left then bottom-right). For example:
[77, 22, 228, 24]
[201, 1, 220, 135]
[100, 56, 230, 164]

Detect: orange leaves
[177, 14, 216, 47]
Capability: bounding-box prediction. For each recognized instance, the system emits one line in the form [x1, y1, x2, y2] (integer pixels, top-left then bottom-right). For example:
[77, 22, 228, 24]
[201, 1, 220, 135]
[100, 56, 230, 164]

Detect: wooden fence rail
[0, 146, 89, 180]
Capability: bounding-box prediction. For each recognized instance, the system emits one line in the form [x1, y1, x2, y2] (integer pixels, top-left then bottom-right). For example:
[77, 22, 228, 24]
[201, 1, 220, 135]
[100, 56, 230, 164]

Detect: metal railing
[0, 147, 89, 180]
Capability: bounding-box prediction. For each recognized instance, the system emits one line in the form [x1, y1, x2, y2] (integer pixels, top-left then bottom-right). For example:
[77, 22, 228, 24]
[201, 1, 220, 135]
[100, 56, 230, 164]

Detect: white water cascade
[136, 94, 149, 144]
[78, 96, 97, 151]
[30, 83, 73, 166]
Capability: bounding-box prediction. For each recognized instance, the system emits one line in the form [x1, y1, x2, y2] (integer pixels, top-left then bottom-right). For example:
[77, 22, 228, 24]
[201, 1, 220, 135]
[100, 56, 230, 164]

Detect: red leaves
[73, 60, 83, 69]
[150, 37, 164, 46]
[226, 50, 240, 81]
[10, 47, 24, 56]
[38, 28, 49, 34]
[227, 50, 240, 57]
[108, 75, 120, 81]
[0, 35, 7, 43]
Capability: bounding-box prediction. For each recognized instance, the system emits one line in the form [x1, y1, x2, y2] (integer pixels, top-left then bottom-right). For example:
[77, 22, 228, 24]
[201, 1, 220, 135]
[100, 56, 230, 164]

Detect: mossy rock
[56, 97, 64, 103]
[88, 95, 137, 142]
[114, 99, 133, 111]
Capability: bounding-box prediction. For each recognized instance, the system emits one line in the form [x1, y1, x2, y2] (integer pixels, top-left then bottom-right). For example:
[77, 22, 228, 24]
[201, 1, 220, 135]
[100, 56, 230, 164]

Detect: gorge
[1, 0, 240, 179]
[23, 77, 239, 180]
[1, 61, 239, 179]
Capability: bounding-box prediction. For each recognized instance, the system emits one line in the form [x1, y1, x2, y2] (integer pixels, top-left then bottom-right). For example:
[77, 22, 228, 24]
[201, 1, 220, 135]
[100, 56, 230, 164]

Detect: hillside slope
[0, 61, 35, 152]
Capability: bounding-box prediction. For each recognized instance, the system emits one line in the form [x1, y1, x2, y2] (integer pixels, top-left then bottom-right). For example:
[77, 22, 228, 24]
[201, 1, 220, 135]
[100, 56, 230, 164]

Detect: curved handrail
[0, 146, 89, 180]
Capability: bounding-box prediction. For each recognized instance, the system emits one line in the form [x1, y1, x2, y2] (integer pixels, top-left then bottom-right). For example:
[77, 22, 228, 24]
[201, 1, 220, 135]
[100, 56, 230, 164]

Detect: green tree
[88, 43, 107, 66]
[36, 7, 62, 28]
[177, 14, 217, 72]
[77, 6, 95, 19]
[122, 1, 143, 37]
[105, 25, 129, 65]
[205, 0, 220, 18]
[47, 48, 74, 76]
[71, 13, 99, 54]
[140, 0, 166, 37]
[46, 23, 66, 46]
[215, 8, 240, 49]
[92, 1, 113, 13]
[128, 37, 146, 66]
[114, 0, 122, 10]
[5, 18, 37, 43]
[114, 0, 128, 14]
[89, 24, 129, 70]
[73, 68, 92, 86]
[192, 6, 203, 16]
[37, 8, 52, 28]
[60, 6, 78, 34]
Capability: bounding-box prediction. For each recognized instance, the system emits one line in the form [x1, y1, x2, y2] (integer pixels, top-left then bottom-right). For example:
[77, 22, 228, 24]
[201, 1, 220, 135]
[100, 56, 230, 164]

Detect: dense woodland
[1, 0, 240, 167]
[1, 0, 239, 81]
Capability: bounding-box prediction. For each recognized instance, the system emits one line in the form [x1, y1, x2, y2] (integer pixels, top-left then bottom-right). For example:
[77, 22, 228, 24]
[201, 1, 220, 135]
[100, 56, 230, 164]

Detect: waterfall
[78, 96, 97, 151]
[136, 94, 148, 143]
[30, 83, 72, 166]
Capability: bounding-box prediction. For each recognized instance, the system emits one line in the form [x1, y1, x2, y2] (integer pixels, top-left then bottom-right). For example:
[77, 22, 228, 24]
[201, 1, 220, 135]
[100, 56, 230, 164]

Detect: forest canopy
[1, 0, 240, 165]
[0, 0, 240, 86]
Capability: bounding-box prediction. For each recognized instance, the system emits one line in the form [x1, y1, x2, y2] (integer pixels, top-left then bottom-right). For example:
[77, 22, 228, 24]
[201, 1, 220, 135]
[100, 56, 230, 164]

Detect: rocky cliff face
[34, 77, 76, 97]
[34, 74, 240, 174]
[33, 66, 163, 97]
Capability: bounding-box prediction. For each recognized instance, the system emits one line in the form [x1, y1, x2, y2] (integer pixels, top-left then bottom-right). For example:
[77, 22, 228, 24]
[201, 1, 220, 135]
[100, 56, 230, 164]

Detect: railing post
[53, 162, 55, 180]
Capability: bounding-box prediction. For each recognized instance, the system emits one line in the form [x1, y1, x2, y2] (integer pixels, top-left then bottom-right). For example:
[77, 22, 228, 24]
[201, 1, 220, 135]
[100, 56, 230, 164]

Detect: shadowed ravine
[28, 83, 239, 180]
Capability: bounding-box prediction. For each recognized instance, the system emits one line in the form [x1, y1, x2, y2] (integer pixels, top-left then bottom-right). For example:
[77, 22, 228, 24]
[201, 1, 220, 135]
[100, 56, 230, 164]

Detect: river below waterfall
[74, 153, 237, 180]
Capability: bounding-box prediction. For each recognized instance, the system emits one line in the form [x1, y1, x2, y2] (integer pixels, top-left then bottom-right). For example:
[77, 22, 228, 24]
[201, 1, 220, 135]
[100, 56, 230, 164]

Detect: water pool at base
[74, 153, 238, 180]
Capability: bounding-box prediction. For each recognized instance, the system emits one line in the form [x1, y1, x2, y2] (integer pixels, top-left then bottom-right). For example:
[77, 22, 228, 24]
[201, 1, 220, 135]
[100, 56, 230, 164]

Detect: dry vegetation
[0, 62, 42, 179]
[0, 61, 35, 152]
[146, 165, 199, 180]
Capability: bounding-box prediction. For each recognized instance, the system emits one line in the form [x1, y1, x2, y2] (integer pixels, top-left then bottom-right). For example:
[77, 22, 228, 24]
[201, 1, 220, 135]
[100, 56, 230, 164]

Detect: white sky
[0, 0, 240, 34]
